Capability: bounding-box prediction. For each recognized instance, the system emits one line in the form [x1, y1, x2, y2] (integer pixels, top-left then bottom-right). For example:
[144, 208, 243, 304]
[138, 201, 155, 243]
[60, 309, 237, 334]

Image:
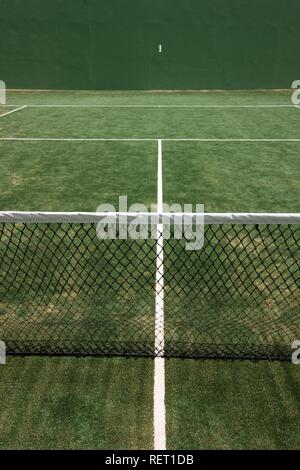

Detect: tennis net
[0, 211, 299, 360]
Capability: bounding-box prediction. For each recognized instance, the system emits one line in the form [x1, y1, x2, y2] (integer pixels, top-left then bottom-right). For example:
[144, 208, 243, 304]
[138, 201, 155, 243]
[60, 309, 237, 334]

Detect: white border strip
[0, 138, 156, 142]
[157, 141, 163, 214]
[0, 105, 27, 118]
[1, 138, 300, 142]
[162, 138, 300, 142]
[154, 139, 166, 450]
[1, 212, 300, 225]
[1, 104, 295, 108]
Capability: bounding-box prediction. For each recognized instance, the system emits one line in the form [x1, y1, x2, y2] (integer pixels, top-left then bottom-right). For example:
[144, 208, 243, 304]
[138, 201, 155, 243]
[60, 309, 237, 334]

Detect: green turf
[0, 141, 157, 211]
[1, 89, 299, 358]
[4, 89, 293, 105]
[0, 356, 153, 450]
[163, 141, 300, 212]
[1, 356, 300, 450]
[1, 106, 300, 139]
[0, 90, 300, 450]
[166, 359, 300, 449]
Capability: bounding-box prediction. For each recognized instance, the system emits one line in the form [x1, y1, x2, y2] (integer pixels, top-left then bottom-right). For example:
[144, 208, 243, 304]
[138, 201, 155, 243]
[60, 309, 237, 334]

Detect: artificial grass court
[0, 356, 153, 450]
[0, 141, 157, 211]
[1, 89, 294, 105]
[166, 359, 300, 450]
[0, 90, 300, 449]
[2, 141, 300, 212]
[1, 105, 300, 139]
[1, 91, 300, 213]
[0, 357, 299, 450]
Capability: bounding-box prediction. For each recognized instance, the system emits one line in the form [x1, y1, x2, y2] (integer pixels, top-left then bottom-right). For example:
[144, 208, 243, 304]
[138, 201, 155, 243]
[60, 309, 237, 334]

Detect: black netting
[0, 223, 156, 356]
[0, 222, 299, 360]
[164, 224, 300, 360]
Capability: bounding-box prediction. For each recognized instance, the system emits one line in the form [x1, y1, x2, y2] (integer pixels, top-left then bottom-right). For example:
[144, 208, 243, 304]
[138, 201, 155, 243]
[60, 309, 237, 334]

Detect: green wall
[0, 0, 299, 89]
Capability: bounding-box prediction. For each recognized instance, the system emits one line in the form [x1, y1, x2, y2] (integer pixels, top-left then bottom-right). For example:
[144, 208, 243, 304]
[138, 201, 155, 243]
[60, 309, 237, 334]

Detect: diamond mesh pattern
[0, 222, 299, 360]
[0, 223, 156, 355]
[164, 224, 300, 360]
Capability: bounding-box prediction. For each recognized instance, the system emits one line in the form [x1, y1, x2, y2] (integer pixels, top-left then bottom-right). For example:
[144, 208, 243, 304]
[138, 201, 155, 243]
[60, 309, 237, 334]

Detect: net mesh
[0, 221, 299, 360]
[164, 224, 300, 360]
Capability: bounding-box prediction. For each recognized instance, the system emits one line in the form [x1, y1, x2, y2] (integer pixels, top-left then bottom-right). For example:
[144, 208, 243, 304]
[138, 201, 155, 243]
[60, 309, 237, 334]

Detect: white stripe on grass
[0, 137, 157, 142]
[0, 105, 27, 117]
[3, 104, 296, 108]
[154, 139, 166, 451]
[163, 138, 300, 142]
[1, 138, 300, 142]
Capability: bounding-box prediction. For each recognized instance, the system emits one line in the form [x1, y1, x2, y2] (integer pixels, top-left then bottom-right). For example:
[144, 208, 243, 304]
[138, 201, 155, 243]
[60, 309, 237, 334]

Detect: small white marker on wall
[158, 44, 162, 53]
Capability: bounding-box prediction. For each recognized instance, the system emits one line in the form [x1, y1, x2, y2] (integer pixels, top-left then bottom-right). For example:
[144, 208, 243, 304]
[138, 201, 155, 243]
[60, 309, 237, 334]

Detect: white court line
[0, 105, 27, 117]
[1, 137, 300, 142]
[0, 137, 156, 142]
[162, 138, 300, 142]
[154, 138, 166, 451]
[2, 104, 296, 108]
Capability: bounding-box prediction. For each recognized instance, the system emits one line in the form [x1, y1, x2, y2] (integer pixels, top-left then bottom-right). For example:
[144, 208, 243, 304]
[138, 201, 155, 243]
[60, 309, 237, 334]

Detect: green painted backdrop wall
[0, 0, 299, 89]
